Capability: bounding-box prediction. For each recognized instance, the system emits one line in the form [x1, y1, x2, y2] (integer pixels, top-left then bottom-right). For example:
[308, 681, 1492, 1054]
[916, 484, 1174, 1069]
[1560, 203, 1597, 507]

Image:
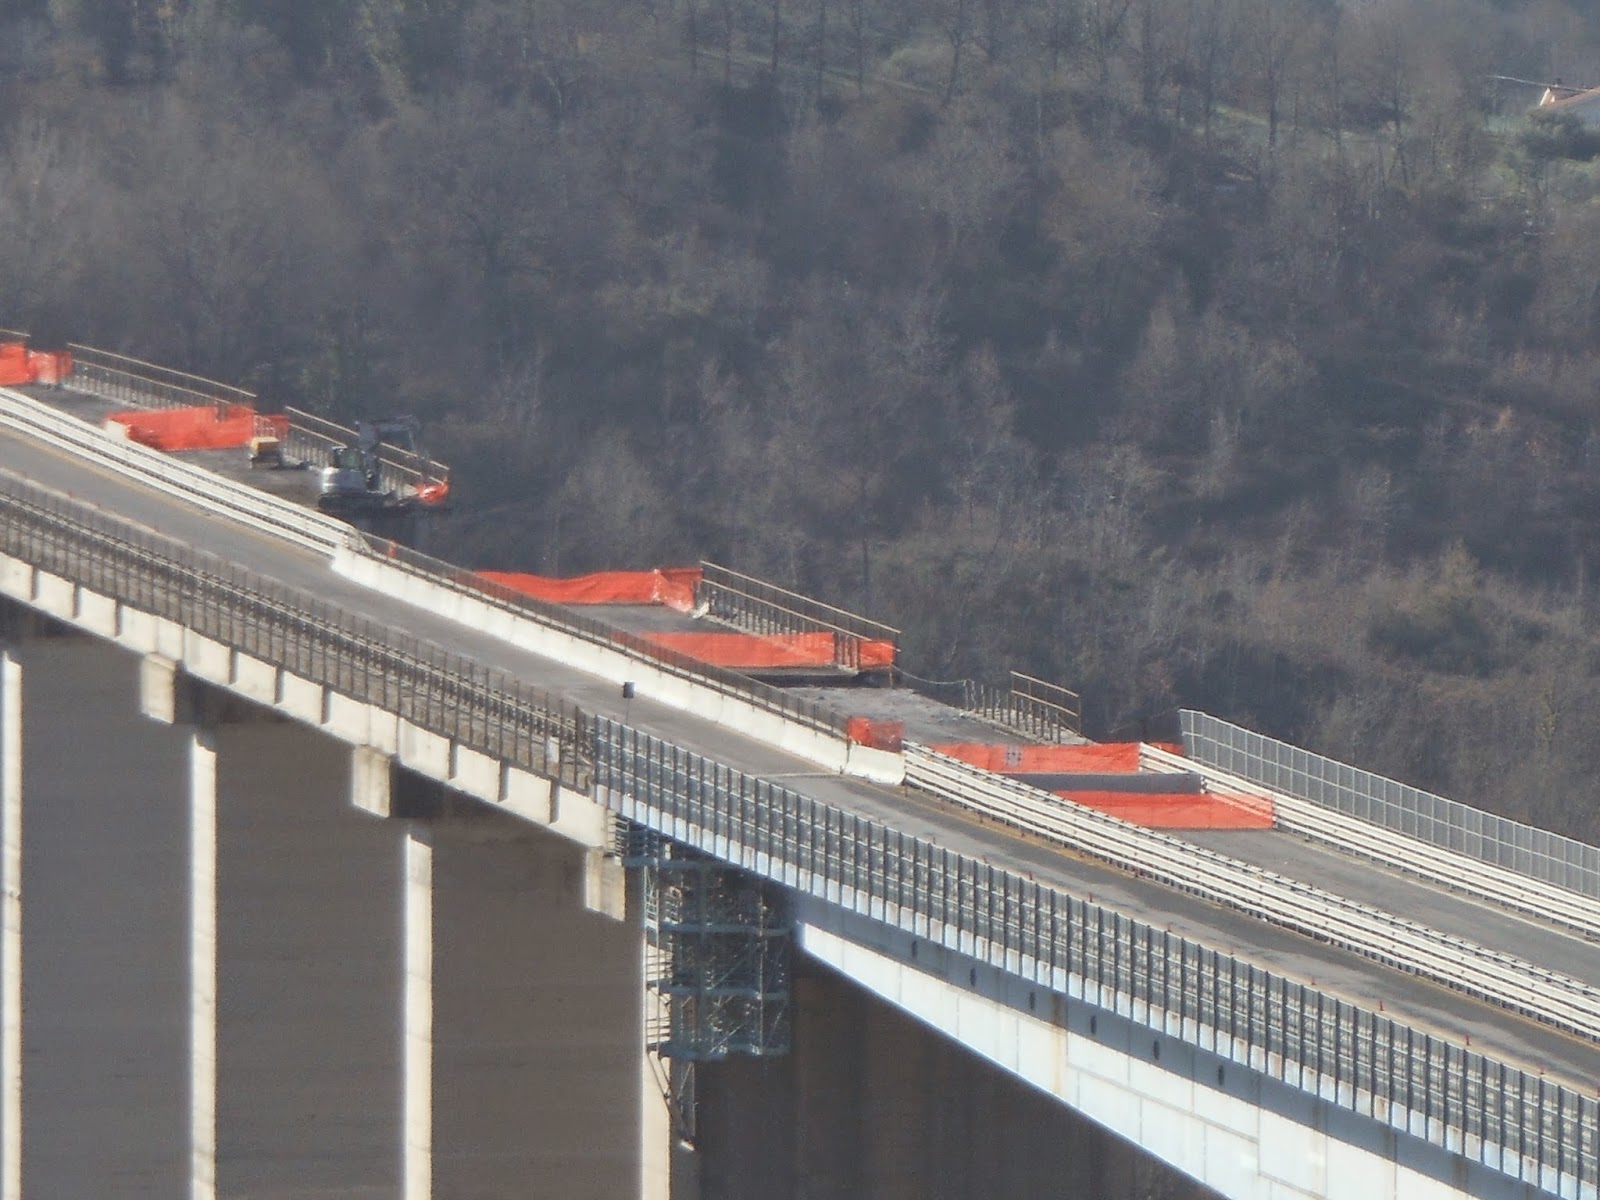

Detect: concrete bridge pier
[141, 664, 406, 1199]
[368, 771, 668, 1200]
[6, 632, 191, 1199]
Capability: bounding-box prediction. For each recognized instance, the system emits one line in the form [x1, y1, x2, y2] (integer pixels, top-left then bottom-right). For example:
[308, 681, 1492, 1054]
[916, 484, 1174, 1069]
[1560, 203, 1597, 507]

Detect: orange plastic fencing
[846, 716, 905, 751]
[105, 404, 287, 452]
[857, 640, 897, 669]
[0, 341, 71, 386]
[478, 567, 702, 612]
[28, 348, 71, 385]
[641, 630, 844, 669]
[1055, 789, 1274, 830]
[929, 742, 1182, 773]
[931, 740, 1272, 829]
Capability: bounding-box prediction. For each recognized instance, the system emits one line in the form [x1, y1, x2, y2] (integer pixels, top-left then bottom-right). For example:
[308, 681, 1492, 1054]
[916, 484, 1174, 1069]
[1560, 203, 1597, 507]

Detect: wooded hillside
[6, 0, 1600, 841]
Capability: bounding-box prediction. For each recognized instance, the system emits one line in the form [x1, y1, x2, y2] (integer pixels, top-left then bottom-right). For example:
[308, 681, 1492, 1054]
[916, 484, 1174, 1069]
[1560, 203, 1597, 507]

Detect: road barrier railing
[905, 743, 1600, 1043]
[58, 347, 447, 502]
[67, 344, 256, 412]
[598, 720, 1599, 1196]
[1180, 711, 1600, 928]
[959, 670, 1082, 740]
[695, 560, 899, 672]
[0, 471, 588, 790]
[1142, 742, 1600, 944]
[282, 406, 449, 500]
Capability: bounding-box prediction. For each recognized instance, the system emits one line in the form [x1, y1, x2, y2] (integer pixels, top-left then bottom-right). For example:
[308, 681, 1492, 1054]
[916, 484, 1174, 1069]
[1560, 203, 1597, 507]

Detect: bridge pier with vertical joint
[139, 671, 405, 1200]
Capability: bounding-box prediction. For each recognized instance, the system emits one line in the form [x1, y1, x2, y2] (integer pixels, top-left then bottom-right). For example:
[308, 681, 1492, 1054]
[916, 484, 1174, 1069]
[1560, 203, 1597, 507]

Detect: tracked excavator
[316, 416, 427, 516]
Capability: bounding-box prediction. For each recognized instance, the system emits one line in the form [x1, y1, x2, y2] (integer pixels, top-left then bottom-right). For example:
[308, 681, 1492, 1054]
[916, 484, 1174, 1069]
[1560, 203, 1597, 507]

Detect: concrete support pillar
[207, 719, 403, 1198]
[403, 806, 648, 1199]
[16, 638, 190, 1198]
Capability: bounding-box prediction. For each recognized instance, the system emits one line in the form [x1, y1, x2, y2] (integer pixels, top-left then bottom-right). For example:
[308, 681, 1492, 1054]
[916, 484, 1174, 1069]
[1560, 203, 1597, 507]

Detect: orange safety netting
[929, 742, 1182, 774]
[846, 717, 905, 751]
[0, 341, 72, 386]
[1056, 789, 1274, 830]
[477, 567, 702, 612]
[105, 404, 287, 452]
[642, 630, 845, 669]
[856, 640, 897, 669]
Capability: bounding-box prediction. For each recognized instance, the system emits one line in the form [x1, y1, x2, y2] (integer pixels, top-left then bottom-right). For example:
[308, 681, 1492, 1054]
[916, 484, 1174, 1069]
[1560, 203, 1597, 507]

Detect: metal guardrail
[697, 561, 899, 669]
[60, 347, 448, 502]
[960, 671, 1082, 740]
[904, 744, 1600, 1043]
[897, 669, 1082, 741]
[0, 472, 588, 791]
[597, 721, 1600, 1195]
[1181, 711, 1600, 903]
[0, 388, 351, 556]
[68, 345, 256, 412]
[1144, 741, 1600, 944]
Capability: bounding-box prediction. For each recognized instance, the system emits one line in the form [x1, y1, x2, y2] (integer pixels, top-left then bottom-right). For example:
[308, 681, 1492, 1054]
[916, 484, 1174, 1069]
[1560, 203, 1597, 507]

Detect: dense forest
[5, 0, 1600, 840]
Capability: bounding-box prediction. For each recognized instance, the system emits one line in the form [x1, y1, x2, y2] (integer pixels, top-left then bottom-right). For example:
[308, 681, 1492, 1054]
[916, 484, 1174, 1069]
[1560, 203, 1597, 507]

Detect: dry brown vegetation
[7, 0, 1600, 846]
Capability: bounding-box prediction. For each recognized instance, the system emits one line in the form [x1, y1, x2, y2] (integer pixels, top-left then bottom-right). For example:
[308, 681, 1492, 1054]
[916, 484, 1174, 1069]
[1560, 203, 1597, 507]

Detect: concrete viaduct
[0, 359, 1596, 1199]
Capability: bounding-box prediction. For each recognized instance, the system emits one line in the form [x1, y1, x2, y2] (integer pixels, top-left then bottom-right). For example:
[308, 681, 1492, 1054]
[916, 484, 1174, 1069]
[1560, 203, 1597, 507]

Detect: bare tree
[847, 0, 869, 91]
[937, 0, 972, 102]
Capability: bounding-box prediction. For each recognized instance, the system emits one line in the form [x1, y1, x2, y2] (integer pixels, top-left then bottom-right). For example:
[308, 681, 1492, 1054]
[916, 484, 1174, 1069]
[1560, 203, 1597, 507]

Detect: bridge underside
[794, 902, 1553, 1200]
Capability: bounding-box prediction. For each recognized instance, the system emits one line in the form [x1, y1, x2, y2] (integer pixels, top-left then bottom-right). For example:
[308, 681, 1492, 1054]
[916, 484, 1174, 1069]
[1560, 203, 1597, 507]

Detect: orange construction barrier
[1056, 789, 1274, 830]
[846, 717, 905, 751]
[857, 640, 897, 669]
[27, 348, 71, 384]
[0, 342, 71, 387]
[105, 404, 287, 452]
[641, 630, 844, 669]
[478, 567, 702, 612]
[929, 742, 1182, 774]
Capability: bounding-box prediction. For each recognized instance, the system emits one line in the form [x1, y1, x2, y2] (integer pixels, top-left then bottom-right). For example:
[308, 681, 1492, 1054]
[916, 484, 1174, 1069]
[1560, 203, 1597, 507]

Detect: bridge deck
[6, 420, 1600, 1096]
